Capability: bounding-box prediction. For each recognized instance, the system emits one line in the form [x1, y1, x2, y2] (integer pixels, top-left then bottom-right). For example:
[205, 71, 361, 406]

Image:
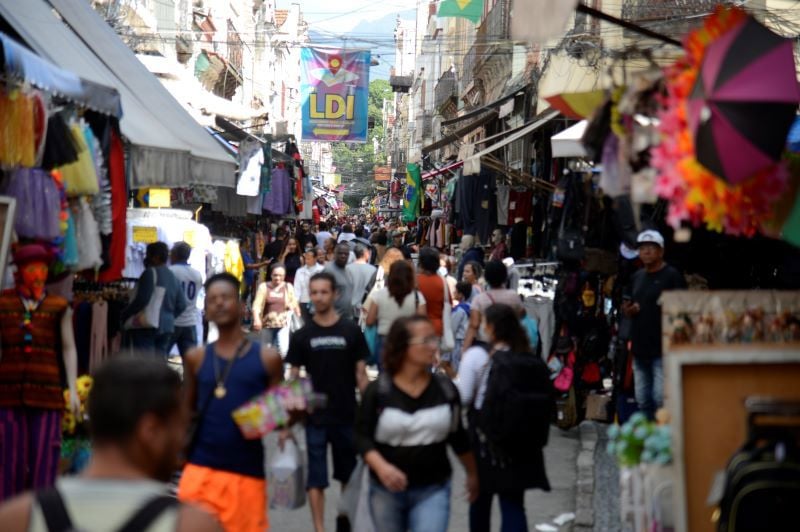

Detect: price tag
[148, 188, 170, 208]
[132, 226, 158, 244]
[183, 230, 197, 248]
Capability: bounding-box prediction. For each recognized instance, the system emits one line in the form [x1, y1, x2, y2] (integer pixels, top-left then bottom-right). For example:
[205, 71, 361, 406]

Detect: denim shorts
[305, 423, 357, 489]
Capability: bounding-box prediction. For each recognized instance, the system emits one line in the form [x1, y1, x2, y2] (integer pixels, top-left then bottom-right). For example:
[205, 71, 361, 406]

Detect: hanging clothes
[237, 139, 263, 197]
[4, 168, 62, 240]
[508, 188, 534, 225]
[496, 184, 510, 227]
[98, 127, 127, 282]
[59, 122, 99, 196]
[75, 198, 103, 271]
[262, 167, 292, 215]
[260, 140, 273, 193]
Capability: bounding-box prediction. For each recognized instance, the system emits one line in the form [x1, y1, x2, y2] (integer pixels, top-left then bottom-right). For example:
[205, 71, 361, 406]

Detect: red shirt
[416, 273, 450, 336]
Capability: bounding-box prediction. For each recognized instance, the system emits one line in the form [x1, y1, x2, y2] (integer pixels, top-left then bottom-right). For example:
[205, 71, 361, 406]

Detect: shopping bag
[338, 459, 376, 532]
[124, 268, 165, 329]
[440, 279, 455, 352]
[268, 439, 306, 510]
[363, 325, 379, 365]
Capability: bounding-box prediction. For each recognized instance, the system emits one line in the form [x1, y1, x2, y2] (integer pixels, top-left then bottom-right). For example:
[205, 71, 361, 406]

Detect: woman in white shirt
[366, 260, 426, 369]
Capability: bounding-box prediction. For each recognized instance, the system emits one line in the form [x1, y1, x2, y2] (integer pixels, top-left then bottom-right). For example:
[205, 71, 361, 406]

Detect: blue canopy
[788, 115, 800, 153]
[0, 31, 121, 116]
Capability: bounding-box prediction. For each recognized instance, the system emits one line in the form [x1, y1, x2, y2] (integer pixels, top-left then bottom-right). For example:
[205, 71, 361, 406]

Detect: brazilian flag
[438, 0, 483, 23]
[403, 163, 422, 223]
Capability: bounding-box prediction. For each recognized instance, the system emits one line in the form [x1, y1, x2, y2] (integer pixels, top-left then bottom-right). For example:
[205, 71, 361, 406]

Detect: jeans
[469, 490, 527, 532]
[170, 326, 198, 357]
[369, 478, 451, 532]
[261, 326, 289, 357]
[127, 329, 172, 358]
[633, 357, 664, 420]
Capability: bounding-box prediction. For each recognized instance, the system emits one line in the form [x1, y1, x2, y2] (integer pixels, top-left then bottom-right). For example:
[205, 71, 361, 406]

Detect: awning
[441, 88, 524, 126]
[421, 110, 498, 154]
[422, 160, 463, 180]
[469, 109, 560, 161]
[0, 31, 121, 116]
[0, 0, 236, 188]
[551, 120, 587, 158]
[139, 54, 267, 123]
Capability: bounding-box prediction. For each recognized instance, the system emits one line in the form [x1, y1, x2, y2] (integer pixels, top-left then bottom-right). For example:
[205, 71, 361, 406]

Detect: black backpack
[716, 436, 800, 531]
[477, 350, 554, 455]
[36, 488, 179, 532]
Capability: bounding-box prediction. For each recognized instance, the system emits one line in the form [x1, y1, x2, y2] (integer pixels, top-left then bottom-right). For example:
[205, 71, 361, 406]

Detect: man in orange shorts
[179, 273, 284, 531]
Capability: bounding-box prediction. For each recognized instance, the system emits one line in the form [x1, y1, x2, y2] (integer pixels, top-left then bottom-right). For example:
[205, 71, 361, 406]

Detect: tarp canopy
[0, 0, 236, 188]
[551, 120, 587, 158]
[0, 31, 121, 115]
[468, 110, 560, 161]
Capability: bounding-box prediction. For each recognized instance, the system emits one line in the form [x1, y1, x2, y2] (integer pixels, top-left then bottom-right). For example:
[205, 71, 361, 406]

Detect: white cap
[637, 230, 665, 248]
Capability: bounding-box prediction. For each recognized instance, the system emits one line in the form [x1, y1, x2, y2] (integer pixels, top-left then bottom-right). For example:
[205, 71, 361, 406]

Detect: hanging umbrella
[544, 90, 606, 120]
[687, 15, 800, 185]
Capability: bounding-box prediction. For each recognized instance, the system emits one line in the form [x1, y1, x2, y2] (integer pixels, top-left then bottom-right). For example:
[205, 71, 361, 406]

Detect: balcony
[434, 70, 457, 113]
[421, 112, 433, 139]
[472, 0, 511, 76]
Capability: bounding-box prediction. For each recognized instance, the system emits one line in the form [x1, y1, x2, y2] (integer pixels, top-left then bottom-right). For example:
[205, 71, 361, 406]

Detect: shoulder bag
[124, 268, 165, 330]
[440, 277, 455, 351]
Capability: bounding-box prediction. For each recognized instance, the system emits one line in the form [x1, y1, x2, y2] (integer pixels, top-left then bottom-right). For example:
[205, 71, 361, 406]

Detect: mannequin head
[13, 244, 52, 300]
[459, 234, 475, 252]
[491, 229, 505, 246]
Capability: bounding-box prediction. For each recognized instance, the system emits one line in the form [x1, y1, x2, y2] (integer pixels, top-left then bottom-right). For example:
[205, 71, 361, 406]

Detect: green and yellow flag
[438, 0, 483, 23]
[403, 163, 422, 223]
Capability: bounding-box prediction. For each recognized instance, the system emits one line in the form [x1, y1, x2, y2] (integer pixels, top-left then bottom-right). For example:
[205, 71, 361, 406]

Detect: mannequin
[489, 228, 508, 262]
[457, 234, 485, 281]
[0, 243, 78, 502]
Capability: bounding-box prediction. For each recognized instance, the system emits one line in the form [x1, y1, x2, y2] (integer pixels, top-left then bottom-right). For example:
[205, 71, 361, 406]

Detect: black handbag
[556, 180, 587, 262]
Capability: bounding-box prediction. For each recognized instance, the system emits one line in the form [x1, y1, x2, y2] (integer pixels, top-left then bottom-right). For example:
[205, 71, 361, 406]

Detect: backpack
[36, 487, 178, 532]
[715, 436, 800, 532]
[478, 350, 554, 455]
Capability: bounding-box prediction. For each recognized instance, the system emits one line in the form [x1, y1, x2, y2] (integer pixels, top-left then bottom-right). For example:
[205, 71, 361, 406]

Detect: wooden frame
[0, 196, 17, 288]
[665, 346, 800, 532]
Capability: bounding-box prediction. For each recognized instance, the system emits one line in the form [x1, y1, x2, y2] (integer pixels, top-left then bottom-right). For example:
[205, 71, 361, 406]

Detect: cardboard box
[586, 392, 612, 422]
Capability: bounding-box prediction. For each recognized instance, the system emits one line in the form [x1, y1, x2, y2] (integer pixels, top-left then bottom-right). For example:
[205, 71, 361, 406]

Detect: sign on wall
[300, 47, 370, 142]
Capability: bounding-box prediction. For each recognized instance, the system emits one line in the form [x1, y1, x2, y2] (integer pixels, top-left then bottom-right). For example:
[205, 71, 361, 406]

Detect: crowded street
[1, 1, 800, 532]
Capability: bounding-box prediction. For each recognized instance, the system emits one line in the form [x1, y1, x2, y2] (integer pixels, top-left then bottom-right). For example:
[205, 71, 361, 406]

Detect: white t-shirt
[456, 345, 491, 409]
[371, 287, 426, 336]
[170, 264, 204, 327]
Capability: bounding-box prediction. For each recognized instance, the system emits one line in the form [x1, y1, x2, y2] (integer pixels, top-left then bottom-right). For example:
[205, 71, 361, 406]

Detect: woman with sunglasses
[355, 316, 478, 532]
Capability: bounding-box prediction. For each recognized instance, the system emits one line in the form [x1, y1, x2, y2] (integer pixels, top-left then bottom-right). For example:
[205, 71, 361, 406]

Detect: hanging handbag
[556, 177, 587, 262]
[124, 268, 165, 330]
[440, 278, 455, 352]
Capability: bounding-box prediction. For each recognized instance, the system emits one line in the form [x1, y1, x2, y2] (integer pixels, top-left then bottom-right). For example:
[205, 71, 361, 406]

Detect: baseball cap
[637, 230, 665, 248]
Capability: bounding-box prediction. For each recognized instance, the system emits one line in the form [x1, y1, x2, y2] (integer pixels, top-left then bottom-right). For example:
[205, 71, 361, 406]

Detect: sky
[293, 0, 418, 33]
[276, 0, 420, 79]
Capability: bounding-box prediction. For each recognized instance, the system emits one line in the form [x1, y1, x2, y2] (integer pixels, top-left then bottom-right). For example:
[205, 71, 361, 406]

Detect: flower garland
[651, 6, 789, 236]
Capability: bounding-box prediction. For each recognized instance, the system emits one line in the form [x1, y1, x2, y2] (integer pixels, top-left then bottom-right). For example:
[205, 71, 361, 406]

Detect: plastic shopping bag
[338, 459, 376, 532]
[268, 439, 306, 510]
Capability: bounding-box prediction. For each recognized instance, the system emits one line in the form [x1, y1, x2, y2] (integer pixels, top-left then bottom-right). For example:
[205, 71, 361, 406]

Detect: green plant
[606, 413, 672, 466]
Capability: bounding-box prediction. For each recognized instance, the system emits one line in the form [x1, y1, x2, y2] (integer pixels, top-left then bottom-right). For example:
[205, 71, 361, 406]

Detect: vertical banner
[403, 163, 422, 223]
[301, 47, 370, 142]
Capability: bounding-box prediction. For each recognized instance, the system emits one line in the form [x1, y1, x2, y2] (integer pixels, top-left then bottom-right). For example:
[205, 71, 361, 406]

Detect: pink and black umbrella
[687, 15, 800, 185]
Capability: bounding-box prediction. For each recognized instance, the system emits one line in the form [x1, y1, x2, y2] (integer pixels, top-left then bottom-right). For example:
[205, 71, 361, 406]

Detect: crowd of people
[0, 213, 681, 532]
